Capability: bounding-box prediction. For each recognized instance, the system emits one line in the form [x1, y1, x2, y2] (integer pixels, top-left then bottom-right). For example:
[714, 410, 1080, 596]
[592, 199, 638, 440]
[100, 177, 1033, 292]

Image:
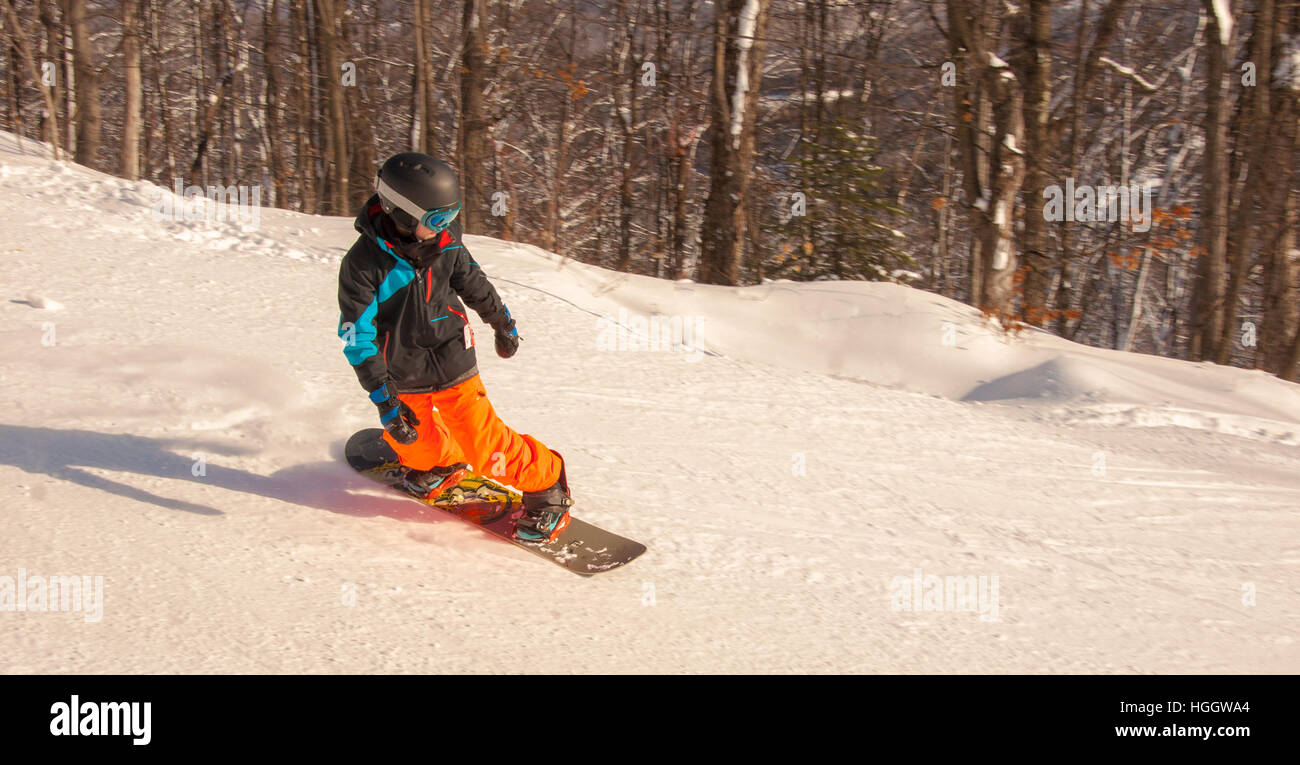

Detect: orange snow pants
[381, 374, 562, 493]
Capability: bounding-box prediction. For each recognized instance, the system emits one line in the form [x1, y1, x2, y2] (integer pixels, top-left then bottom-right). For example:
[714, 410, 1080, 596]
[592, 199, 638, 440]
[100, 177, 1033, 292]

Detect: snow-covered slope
[2, 131, 1297, 673]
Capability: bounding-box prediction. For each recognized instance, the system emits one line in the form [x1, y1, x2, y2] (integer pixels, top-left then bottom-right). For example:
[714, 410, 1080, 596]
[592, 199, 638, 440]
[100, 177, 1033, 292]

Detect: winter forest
[2, 0, 1298, 380]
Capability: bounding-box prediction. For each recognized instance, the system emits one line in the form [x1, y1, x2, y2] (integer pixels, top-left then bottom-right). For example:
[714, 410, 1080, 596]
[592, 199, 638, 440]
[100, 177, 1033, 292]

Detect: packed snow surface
[1, 132, 1297, 673]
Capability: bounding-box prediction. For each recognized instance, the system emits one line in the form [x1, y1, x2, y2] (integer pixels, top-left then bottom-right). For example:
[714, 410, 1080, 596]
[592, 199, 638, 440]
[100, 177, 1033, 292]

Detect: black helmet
[374, 152, 461, 233]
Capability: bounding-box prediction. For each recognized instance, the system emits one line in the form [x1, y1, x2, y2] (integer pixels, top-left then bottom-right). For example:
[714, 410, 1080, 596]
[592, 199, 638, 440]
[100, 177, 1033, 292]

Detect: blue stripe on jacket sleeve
[340, 240, 417, 366]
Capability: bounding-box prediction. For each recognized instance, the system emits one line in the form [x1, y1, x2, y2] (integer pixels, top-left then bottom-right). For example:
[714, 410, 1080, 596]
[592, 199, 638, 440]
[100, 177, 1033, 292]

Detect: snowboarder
[337, 152, 571, 543]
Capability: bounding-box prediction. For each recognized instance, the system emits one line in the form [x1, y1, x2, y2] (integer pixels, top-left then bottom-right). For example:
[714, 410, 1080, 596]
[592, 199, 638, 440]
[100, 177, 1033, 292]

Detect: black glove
[369, 383, 419, 444]
[494, 308, 521, 359]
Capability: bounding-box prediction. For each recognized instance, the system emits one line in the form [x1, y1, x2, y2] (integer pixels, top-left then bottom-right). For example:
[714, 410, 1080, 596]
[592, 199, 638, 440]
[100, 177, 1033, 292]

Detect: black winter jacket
[337, 195, 509, 394]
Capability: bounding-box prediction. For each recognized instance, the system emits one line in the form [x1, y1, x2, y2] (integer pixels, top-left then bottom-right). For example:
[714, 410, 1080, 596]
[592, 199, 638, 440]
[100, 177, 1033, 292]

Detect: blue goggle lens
[420, 202, 461, 232]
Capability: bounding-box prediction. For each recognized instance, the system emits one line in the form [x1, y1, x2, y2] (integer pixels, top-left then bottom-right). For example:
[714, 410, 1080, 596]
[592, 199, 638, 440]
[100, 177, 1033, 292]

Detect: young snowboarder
[337, 152, 571, 543]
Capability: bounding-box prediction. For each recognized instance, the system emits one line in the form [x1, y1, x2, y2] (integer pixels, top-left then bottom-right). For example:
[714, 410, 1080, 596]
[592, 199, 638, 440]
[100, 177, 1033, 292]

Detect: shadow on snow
[0, 423, 429, 521]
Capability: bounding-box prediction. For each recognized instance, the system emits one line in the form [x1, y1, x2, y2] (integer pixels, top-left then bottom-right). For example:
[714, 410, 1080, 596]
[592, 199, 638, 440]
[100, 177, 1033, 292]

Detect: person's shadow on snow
[0, 424, 422, 520]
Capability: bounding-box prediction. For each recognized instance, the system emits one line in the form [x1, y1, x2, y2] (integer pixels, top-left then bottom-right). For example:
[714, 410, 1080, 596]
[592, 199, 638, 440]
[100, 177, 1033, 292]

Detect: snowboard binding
[512, 504, 572, 544]
[512, 455, 573, 544]
[401, 463, 471, 499]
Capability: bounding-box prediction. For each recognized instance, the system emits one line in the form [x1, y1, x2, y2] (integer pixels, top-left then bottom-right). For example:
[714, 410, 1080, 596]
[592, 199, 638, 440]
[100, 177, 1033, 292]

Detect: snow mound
[474, 239, 1300, 435]
[963, 356, 1129, 402]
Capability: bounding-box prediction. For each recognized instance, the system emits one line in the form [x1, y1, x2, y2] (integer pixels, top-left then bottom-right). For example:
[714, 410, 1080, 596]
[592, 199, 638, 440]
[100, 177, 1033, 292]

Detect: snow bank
[466, 238, 1300, 432]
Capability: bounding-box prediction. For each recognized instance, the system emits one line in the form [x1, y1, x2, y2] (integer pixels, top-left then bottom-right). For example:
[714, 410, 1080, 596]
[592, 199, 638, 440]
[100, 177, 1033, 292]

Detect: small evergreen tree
[769, 122, 914, 282]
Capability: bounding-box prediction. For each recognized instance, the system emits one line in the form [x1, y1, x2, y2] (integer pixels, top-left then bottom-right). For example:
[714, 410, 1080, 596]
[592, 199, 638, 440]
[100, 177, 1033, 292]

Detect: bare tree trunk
[146, 0, 174, 178]
[550, 8, 579, 258]
[1283, 289, 1300, 380]
[935, 131, 953, 295]
[670, 125, 698, 280]
[37, 0, 65, 154]
[495, 142, 516, 240]
[1286, 332, 1300, 383]
[264, 0, 287, 206]
[1259, 0, 1299, 376]
[1, 0, 61, 156]
[410, 0, 427, 153]
[62, 11, 74, 151]
[40, 0, 76, 155]
[290, 0, 316, 213]
[747, 170, 768, 282]
[698, 0, 771, 286]
[700, 1, 738, 284]
[975, 65, 1025, 313]
[62, 0, 99, 168]
[663, 0, 697, 280]
[189, 2, 202, 180]
[120, 0, 142, 179]
[947, 0, 1025, 315]
[410, 0, 438, 156]
[314, 0, 348, 214]
[614, 0, 641, 272]
[3, 33, 20, 140]
[948, 2, 986, 306]
[799, 0, 826, 277]
[1192, 0, 1231, 361]
[1015, 0, 1052, 325]
[1262, 189, 1298, 378]
[223, 0, 244, 185]
[189, 1, 234, 178]
[1216, 0, 1273, 363]
[338, 3, 375, 209]
[459, 0, 491, 234]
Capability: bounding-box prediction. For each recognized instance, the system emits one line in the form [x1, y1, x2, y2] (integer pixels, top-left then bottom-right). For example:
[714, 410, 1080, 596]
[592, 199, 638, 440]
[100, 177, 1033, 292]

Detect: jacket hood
[354, 193, 431, 264]
[354, 193, 396, 243]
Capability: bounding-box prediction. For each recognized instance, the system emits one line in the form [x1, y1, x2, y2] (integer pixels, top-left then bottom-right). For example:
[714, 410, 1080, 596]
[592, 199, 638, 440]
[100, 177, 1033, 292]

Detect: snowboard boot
[401, 463, 470, 499]
[512, 454, 573, 544]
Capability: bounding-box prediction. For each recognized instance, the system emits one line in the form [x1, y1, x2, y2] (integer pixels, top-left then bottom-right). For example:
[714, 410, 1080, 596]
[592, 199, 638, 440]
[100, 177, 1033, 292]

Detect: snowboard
[344, 429, 646, 576]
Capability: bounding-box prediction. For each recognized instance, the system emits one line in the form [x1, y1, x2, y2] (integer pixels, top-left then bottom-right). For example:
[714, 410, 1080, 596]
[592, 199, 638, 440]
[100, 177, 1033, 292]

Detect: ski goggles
[375, 175, 461, 233]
